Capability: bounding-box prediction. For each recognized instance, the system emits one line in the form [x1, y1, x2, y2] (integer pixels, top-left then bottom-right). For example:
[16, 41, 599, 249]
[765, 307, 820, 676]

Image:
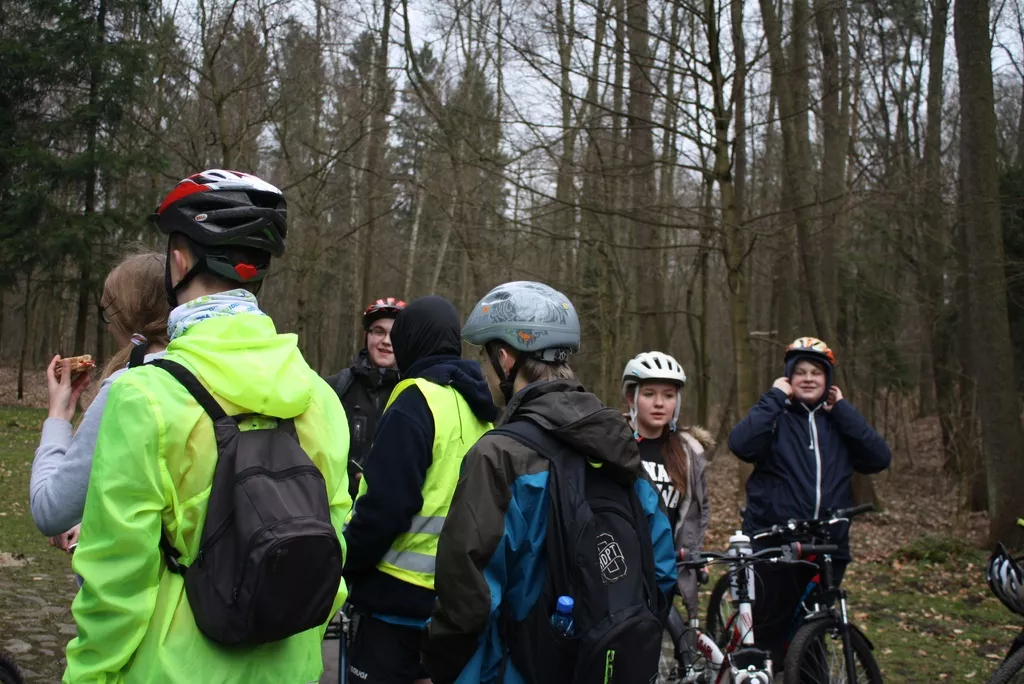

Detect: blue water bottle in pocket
[551, 596, 575, 637]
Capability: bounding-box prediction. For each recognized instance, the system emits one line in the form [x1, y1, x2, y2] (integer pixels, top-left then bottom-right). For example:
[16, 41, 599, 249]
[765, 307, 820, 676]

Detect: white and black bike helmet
[621, 351, 687, 439]
[987, 543, 1024, 616]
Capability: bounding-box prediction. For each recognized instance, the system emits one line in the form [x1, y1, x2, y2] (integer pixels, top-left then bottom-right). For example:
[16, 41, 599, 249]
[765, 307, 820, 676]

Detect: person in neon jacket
[63, 170, 352, 684]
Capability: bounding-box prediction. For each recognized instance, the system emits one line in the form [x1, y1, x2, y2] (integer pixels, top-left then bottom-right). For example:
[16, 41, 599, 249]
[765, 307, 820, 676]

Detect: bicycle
[704, 504, 882, 684]
[670, 531, 837, 683]
[984, 520, 1024, 683]
[323, 604, 354, 684]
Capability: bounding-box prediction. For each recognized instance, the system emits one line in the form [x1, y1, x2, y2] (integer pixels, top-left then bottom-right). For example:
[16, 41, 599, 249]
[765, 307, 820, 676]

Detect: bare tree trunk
[813, 0, 849, 332]
[1017, 77, 1024, 165]
[404, 186, 424, 294]
[555, 0, 578, 273]
[17, 270, 33, 401]
[363, 0, 392, 308]
[75, 0, 107, 355]
[954, 0, 1024, 547]
[709, 0, 755, 489]
[430, 186, 458, 293]
[626, 0, 664, 349]
[762, 0, 835, 343]
[921, 0, 949, 419]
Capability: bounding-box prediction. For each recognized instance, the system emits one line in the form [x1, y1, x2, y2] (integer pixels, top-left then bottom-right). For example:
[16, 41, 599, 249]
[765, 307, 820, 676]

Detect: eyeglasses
[99, 297, 121, 325]
[367, 326, 391, 339]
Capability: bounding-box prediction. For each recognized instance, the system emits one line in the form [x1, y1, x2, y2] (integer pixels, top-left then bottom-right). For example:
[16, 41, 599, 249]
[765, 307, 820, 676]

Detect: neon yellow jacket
[64, 313, 351, 684]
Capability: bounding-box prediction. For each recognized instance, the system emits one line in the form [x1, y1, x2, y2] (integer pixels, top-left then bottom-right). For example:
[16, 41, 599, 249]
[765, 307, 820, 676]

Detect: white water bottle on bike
[551, 596, 575, 636]
[727, 531, 756, 600]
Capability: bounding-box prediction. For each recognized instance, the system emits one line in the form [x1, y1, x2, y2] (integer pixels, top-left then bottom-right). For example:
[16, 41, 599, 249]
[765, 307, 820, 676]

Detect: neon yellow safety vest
[375, 377, 492, 590]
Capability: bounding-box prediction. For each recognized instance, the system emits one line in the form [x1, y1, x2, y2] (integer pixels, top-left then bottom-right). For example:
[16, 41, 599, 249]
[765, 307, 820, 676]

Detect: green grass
[0, 405, 80, 682]
[844, 543, 1020, 681]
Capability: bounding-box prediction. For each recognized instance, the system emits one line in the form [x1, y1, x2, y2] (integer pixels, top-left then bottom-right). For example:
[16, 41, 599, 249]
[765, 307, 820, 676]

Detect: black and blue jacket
[423, 379, 677, 683]
[728, 388, 892, 557]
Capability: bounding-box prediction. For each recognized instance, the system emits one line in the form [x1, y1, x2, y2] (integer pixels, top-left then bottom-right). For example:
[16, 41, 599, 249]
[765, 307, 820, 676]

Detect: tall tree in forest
[954, 0, 1024, 546]
[626, 0, 666, 350]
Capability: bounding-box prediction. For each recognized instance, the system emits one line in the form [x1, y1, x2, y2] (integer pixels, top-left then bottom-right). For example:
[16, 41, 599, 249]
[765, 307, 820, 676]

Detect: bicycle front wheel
[705, 572, 735, 647]
[988, 646, 1024, 683]
[783, 618, 882, 684]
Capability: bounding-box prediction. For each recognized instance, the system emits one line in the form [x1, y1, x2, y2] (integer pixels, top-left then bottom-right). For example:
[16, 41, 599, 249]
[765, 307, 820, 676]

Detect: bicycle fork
[820, 555, 858, 683]
[839, 594, 858, 683]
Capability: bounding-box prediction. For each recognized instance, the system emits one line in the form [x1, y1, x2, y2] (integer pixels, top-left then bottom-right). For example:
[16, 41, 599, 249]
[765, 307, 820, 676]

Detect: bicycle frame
[751, 505, 875, 683]
[678, 536, 776, 684]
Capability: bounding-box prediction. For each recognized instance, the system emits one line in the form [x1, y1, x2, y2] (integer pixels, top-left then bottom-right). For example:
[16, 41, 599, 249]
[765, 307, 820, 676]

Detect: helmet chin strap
[630, 384, 640, 440]
[487, 344, 527, 404]
[164, 241, 204, 308]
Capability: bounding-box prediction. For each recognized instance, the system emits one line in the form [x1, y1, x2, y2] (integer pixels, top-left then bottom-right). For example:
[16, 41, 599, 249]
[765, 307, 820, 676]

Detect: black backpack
[491, 418, 669, 684]
[151, 359, 343, 647]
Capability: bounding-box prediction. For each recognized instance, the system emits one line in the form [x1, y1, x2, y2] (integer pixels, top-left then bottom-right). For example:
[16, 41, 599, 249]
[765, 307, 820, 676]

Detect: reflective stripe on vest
[375, 377, 492, 590]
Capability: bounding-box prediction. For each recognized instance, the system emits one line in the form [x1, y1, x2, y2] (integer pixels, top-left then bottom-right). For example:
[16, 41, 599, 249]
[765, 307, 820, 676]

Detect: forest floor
[0, 380, 1020, 682]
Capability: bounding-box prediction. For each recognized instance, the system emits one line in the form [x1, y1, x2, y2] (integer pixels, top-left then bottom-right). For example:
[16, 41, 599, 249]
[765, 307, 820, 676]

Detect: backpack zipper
[231, 516, 335, 606]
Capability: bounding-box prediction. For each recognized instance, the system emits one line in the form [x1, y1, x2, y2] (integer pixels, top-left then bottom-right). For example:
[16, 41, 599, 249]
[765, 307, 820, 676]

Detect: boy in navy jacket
[728, 336, 891, 663]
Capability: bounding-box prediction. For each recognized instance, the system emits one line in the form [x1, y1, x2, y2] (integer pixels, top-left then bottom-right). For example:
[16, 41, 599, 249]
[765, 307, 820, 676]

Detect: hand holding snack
[49, 524, 80, 553]
[46, 354, 93, 422]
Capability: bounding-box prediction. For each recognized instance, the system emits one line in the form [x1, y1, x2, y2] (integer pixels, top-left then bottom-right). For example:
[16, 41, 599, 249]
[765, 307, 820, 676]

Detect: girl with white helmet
[621, 351, 713, 631]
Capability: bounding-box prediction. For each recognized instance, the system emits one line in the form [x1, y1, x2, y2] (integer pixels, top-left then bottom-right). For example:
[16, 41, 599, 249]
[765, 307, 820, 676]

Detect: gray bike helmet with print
[463, 281, 580, 400]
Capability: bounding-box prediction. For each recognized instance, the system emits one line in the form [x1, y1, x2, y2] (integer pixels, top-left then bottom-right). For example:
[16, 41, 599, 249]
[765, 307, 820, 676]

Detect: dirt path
[0, 573, 78, 682]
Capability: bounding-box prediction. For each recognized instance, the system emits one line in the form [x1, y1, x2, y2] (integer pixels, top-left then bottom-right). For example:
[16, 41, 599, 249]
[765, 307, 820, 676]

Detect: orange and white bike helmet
[784, 336, 837, 386]
[621, 351, 687, 439]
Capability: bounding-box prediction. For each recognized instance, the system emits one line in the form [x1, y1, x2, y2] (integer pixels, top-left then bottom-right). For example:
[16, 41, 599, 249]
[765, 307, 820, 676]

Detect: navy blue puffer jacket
[728, 388, 891, 558]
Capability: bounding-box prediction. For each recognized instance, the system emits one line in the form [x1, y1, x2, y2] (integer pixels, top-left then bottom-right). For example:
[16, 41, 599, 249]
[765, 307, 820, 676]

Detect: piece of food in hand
[54, 355, 95, 379]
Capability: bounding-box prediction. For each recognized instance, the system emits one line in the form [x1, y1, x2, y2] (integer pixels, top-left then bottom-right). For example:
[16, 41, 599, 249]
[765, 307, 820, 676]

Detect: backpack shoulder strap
[148, 359, 227, 422]
[491, 419, 584, 602]
[490, 418, 576, 465]
[147, 359, 228, 576]
[329, 368, 355, 402]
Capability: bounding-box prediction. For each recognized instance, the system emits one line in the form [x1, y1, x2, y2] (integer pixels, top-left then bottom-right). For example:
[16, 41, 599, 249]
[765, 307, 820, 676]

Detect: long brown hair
[100, 251, 170, 380]
[660, 431, 690, 496]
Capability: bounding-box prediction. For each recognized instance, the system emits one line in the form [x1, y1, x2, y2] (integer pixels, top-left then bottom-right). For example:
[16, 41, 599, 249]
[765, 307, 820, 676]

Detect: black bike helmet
[151, 170, 287, 304]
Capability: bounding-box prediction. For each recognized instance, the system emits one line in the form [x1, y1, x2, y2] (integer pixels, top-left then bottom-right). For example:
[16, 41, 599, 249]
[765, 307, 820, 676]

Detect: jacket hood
[508, 379, 641, 480]
[390, 296, 462, 374]
[166, 314, 313, 419]
[408, 354, 500, 424]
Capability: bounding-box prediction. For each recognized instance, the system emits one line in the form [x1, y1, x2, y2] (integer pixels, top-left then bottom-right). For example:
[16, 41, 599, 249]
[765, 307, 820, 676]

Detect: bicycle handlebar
[791, 542, 839, 557]
[676, 542, 824, 571]
[836, 503, 875, 519]
[751, 505, 875, 541]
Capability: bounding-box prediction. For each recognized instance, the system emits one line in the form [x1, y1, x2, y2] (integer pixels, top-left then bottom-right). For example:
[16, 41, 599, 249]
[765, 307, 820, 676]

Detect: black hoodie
[343, 296, 499, 620]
